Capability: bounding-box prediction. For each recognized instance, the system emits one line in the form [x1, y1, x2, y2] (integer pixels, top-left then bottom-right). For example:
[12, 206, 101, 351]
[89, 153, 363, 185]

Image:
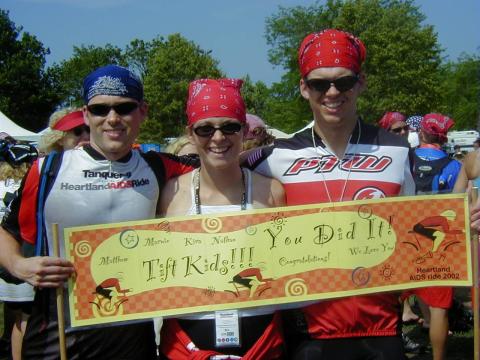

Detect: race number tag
[215, 310, 240, 347]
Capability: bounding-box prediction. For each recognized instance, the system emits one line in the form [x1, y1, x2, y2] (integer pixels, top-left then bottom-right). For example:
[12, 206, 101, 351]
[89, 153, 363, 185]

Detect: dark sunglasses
[87, 102, 139, 117]
[72, 125, 90, 137]
[193, 123, 243, 138]
[391, 125, 410, 134]
[305, 75, 359, 93]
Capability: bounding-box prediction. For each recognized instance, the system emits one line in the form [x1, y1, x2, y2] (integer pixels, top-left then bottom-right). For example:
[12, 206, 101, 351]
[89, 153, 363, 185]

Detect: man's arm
[0, 227, 74, 288]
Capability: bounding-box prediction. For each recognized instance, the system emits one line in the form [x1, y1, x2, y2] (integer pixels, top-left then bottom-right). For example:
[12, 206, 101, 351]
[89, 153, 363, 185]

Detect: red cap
[298, 29, 366, 77]
[186, 78, 246, 126]
[420, 113, 454, 141]
[52, 111, 85, 131]
[378, 112, 406, 130]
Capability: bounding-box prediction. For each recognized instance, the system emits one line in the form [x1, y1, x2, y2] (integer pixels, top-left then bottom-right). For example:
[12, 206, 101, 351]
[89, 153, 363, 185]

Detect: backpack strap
[139, 150, 167, 188]
[35, 151, 64, 256]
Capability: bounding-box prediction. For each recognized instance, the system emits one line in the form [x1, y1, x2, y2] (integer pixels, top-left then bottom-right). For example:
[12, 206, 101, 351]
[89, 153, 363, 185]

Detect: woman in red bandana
[158, 78, 286, 359]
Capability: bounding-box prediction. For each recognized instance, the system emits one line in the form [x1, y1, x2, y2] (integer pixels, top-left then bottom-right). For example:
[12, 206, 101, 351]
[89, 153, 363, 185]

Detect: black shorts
[292, 336, 407, 360]
[21, 290, 157, 360]
[4, 301, 33, 315]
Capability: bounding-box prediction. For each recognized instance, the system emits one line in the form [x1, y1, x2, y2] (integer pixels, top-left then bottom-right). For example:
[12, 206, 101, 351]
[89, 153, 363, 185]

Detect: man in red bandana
[245, 29, 414, 359]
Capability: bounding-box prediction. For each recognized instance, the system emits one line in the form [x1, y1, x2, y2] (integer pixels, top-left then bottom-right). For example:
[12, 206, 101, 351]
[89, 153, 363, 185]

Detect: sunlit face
[60, 125, 90, 150]
[389, 121, 410, 138]
[83, 95, 147, 160]
[300, 67, 365, 130]
[188, 117, 244, 169]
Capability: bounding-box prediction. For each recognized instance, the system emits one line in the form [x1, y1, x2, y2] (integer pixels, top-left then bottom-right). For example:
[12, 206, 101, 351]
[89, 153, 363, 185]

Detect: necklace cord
[194, 168, 247, 215]
[311, 119, 362, 204]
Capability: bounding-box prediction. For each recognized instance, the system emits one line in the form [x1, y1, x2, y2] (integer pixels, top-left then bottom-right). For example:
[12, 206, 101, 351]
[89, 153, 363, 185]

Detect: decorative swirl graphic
[91, 296, 126, 317]
[271, 213, 285, 227]
[352, 267, 371, 286]
[245, 226, 257, 236]
[357, 205, 373, 219]
[202, 217, 222, 233]
[74, 241, 92, 258]
[285, 278, 308, 296]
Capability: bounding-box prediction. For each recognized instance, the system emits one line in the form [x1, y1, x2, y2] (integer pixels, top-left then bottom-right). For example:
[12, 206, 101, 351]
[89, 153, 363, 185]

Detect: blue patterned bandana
[82, 65, 143, 104]
[406, 115, 423, 131]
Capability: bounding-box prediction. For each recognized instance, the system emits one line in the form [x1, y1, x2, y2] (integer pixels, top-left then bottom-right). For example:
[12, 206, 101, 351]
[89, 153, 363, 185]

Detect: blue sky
[3, 0, 479, 85]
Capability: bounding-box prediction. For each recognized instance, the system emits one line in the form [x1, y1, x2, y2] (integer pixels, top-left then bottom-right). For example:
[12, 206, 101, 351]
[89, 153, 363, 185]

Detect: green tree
[264, 0, 443, 131]
[142, 34, 223, 143]
[51, 44, 125, 107]
[0, 9, 60, 131]
[241, 75, 271, 119]
[438, 54, 480, 130]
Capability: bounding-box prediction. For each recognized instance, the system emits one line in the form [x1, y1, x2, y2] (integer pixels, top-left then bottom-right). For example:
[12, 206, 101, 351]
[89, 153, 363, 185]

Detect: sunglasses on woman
[87, 102, 139, 117]
[72, 125, 90, 137]
[193, 122, 243, 138]
[305, 75, 359, 93]
[390, 125, 410, 134]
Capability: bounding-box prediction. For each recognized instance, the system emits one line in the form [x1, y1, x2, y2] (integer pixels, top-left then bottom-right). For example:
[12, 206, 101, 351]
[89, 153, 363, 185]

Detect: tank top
[182, 167, 274, 320]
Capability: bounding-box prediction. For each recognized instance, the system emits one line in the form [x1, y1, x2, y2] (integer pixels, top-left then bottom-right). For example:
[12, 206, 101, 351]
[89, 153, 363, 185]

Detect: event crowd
[0, 29, 478, 360]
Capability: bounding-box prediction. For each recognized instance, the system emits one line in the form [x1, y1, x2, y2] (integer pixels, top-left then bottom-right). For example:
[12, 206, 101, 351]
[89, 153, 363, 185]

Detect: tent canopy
[0, 111, 40, 142]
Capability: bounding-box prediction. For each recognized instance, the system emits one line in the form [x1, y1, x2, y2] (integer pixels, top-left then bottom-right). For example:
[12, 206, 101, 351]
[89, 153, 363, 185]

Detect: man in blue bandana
[0, 64, 196, 359]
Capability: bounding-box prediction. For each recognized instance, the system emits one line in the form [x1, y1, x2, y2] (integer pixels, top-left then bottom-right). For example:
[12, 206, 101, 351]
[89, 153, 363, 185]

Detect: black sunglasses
[72, 125, 90, 137]
[305, 75, 359, 93]
[390, 125, 410, 134]
[193, 123, 243, 138]
[87, 102, 139, 117]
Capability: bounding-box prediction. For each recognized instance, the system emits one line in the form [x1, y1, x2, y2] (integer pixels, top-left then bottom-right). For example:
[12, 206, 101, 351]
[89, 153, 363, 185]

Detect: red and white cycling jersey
[245, 120, 415, 338]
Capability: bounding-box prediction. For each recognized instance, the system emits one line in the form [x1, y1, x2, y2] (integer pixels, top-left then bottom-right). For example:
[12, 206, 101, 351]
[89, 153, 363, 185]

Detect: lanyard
[193, 168, 247, 215]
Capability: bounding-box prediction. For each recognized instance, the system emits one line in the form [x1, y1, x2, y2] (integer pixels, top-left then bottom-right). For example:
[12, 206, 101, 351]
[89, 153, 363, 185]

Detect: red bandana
[420, 113, 454, 140]
[378, 112, 407, 130]
[186, 78, 246, 125]
[298, 29, 366, 77]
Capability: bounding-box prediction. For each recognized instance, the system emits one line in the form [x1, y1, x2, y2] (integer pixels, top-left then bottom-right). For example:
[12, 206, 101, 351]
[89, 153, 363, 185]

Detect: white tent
[267, 126, 290, 139]
[0, 111, 40, 142]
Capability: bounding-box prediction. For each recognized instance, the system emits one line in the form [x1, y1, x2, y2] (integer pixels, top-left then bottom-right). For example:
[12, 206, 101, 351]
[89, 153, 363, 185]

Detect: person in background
[413, 113, 461, 194]
[244, 28, 414, 359]
[0, 134, 38, 360]
[164, 135, 198, 157]
[453, 145, 464, 161]
[159, 78, 286, 359]
[378, 111, 409, 137]
[243, 113, 276, 151]
[473, 138, 480, 151]
[378, 111, 424, 354]
[0, 64, 197, 359]
[454, 145, 480, 194]
[38, 109, 90, 154]
[406, 115, 423, 148]
[410, 113, 462, 360]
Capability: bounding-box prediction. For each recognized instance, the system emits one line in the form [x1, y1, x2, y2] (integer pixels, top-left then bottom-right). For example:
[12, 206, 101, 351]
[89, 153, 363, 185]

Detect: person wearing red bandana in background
[244, 29, 415, 359]
[378, 111, 409, 138]
[158, 78, 286, 359]
[409, 113, 461, 360]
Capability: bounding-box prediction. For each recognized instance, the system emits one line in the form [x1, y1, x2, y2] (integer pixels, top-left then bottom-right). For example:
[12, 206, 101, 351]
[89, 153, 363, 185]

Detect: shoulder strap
[35, 151, 64, 256]
[139, 150, 166, 188]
